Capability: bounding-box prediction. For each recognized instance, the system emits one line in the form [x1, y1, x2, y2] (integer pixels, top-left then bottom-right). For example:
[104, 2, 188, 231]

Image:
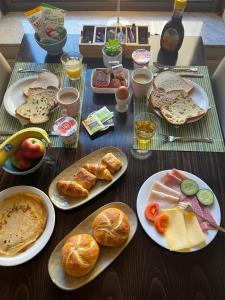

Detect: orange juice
[64, 59, 82, 80]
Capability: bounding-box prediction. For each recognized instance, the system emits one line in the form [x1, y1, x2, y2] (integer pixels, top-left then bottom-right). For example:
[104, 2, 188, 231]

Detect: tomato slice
[144, 203, 160, 222]
[154, 213, 169, 234]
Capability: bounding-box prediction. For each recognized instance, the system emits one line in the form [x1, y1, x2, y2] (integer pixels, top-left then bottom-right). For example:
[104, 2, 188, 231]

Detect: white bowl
[0, 186, 55, 266]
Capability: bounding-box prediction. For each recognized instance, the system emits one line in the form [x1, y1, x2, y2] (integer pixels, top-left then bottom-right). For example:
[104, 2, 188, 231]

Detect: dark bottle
[160, 0, 187, 53]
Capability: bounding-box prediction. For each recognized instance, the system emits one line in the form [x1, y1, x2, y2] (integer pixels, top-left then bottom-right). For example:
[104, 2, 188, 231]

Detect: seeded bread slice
[16, 87, 58, 124]
[160, 94, 205, 125]
[150, 89, 186, 109]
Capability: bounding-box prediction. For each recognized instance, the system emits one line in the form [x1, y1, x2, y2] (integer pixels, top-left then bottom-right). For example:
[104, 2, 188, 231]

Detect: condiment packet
[112, 64, 127, 86]
[94, 106, 113, 123]
[83, 115, 105, 136]
[39, 3, 65, 43]
[103, 117, 114, 127]
[93, 69, 111, 88]
[53, 116, 78, 145]
[24, 6, 42, 35]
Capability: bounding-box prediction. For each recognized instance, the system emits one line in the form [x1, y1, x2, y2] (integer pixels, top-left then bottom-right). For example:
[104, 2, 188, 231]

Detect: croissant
[57, 180, 88, 198]
[83, 163, 113, 181]
[73, 167, 97, 190]
[101, 153, 122, 174]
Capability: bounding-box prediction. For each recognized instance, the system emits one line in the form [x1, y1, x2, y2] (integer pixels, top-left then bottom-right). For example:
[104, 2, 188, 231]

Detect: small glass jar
[53, 116, 78, 145]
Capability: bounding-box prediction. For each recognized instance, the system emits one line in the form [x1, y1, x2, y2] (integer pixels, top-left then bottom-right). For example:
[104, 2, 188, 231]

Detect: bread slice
[16, 87, 58, 124]
[150, 89, 186, 109]
[23, 72, 60, 96]
[160, 94, 205, 125]
[154, 71, 194, 94]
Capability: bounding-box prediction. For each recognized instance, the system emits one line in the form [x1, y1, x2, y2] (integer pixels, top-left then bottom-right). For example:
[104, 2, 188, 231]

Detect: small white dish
[0, 186, 55, 266]
[136, 170, 221, 253]
[91, 68, 130, 94]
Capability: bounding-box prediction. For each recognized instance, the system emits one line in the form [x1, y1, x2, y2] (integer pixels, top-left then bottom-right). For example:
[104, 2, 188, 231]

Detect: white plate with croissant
[48, 202, 137, 290]
[48, 147, 128, 210]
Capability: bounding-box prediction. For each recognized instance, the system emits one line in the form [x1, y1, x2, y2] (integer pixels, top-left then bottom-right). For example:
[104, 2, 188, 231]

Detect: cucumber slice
[180, 179, 199, 196]
[197, 189, 214, 206]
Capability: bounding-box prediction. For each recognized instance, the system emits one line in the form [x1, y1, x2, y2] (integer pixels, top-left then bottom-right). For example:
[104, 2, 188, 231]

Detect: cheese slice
[163, 208, 190, 251]
[183, 211, 206, 248]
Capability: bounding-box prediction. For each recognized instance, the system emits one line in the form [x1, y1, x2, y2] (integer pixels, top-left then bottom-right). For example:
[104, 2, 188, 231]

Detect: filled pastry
[101, 153, 122, 173]
[73, 167, 97, 190]
[57, 180, 88, 198]
[83, 163, 113, 181]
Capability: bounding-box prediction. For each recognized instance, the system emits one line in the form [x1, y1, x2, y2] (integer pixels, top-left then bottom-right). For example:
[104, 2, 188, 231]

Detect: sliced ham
[182, 196, 216, 231]
[152, 181, 181, 199]
[161, 172, 182, 190]
[149, 190, 179, 208]
[171, 169, 188, 181]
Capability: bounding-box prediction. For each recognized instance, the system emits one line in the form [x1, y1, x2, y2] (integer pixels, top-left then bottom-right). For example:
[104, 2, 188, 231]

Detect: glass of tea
[61, 52, 83, 80]
[134, 112, 160, 148]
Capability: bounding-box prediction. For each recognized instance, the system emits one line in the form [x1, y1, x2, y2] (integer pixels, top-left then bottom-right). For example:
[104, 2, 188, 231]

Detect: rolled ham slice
[152, 181, 181, 199]
[171, 169, 188, 181]
[161, 172, 182, 190]
[182, 196, 216, 231]
[149, 190, 179, 208]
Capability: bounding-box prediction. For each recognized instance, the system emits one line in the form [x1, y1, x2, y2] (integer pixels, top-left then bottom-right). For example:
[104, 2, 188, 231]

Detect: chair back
[0, 52, 11, 101]
[212, 57, 225, 137]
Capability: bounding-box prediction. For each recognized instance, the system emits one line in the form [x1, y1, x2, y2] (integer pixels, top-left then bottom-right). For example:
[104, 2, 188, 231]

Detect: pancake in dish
[0, 192, 47, 256]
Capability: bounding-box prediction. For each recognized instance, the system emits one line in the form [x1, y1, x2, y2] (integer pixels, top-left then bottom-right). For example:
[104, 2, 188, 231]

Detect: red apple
[11, 149, 33, 170]
[21, 138, 45, 160]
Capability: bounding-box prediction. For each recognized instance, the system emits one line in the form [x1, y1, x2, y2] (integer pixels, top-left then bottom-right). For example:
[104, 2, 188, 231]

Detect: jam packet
[112, 64, 127, 86]
[39, 3, 65, 44]
[24, 6, 42, 35]
[92, 69, 111, 88]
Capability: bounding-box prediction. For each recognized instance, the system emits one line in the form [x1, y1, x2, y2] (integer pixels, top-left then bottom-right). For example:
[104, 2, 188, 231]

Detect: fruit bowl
[2, 147, 47, 176]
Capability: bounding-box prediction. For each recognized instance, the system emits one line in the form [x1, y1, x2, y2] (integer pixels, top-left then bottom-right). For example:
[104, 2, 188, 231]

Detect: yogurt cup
[132, 49, 151, 69]
[53, 116, 78, 145]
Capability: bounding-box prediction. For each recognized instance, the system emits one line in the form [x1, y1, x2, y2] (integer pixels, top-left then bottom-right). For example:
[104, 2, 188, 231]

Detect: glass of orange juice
[61, 52, 83, 81]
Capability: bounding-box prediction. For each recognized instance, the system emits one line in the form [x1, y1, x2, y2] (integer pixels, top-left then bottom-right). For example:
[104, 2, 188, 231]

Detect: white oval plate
[48, 202, 137, 290]
[0, 186, 55, 266]
[3, 76, 37, 118]
[153, 80, 209, 124]
[48, 147, 128, 210]
[136, 170, 221, 253]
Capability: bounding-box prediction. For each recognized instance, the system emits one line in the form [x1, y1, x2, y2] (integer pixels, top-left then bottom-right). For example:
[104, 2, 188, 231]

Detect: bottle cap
[174, 0, 187, 9]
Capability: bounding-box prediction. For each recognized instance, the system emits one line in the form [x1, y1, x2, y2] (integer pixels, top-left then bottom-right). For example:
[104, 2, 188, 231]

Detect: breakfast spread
[56, 152, 122, 198]
[149, 71, 206, 125]
[143, 169, 218, 252]
[61, 234, 100, 277]
[92, 208, 130, 247]
[0, 192, 47, 256]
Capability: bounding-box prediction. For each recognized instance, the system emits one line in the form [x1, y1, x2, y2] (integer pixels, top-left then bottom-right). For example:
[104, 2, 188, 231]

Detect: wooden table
[1, 34, 225, 300]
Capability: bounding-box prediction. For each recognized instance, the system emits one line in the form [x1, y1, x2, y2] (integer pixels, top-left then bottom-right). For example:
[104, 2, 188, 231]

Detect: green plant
[103, 39, 121, 57]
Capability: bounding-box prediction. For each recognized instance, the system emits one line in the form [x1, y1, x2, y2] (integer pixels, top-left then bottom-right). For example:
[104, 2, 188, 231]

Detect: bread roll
[92, 208, 130, 247]
[61, 234, 100, 277]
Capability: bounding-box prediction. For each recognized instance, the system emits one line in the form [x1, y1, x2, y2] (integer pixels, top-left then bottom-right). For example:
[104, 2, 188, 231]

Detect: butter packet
[94, 106, 113, 123]
[83, 115, 105, 136]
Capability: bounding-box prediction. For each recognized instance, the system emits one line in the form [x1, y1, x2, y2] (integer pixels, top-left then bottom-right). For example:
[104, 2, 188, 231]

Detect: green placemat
[133, 66, 225, 152]
[0, 62, 86, 148]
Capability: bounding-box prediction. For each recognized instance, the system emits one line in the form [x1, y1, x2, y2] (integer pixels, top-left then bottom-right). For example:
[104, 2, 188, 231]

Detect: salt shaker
[115, 86, 129, 113]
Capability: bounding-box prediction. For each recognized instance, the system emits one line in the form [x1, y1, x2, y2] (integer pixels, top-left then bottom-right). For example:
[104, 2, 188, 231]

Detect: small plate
[48, 201, 137, 290]
[3, 76, 37, 118]
[136, 170, 221, 253]
[0, 186, 55, 266]
[91, 68, 130, 94]
[153, 80, 209, 124]
[48, 147, 128, 210]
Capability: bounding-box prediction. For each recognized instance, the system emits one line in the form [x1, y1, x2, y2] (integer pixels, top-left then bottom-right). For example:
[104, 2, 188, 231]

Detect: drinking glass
[61, 52, 83, 80]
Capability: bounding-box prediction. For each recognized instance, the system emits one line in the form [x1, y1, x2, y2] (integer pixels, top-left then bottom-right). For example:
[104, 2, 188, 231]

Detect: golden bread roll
[61, 234, 100, 277]
[73, 167, 97, 190]
[57, 180, 88, 198]
[101, 153, 122, 173]
[83, 163, 113, 181]
[92, 208, 130, 247]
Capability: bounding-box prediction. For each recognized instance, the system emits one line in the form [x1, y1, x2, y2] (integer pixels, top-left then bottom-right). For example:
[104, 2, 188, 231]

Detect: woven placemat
[133, 66, 225, 152]
[0, 62, 86, 148]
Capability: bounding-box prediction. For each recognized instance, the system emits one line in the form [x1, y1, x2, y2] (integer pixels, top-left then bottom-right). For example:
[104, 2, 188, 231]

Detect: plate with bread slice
[3, 72, 60, 124]
[149, 71, 209, 126]
[48, 146, 128, 210]
[48, 202, 137, 290]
